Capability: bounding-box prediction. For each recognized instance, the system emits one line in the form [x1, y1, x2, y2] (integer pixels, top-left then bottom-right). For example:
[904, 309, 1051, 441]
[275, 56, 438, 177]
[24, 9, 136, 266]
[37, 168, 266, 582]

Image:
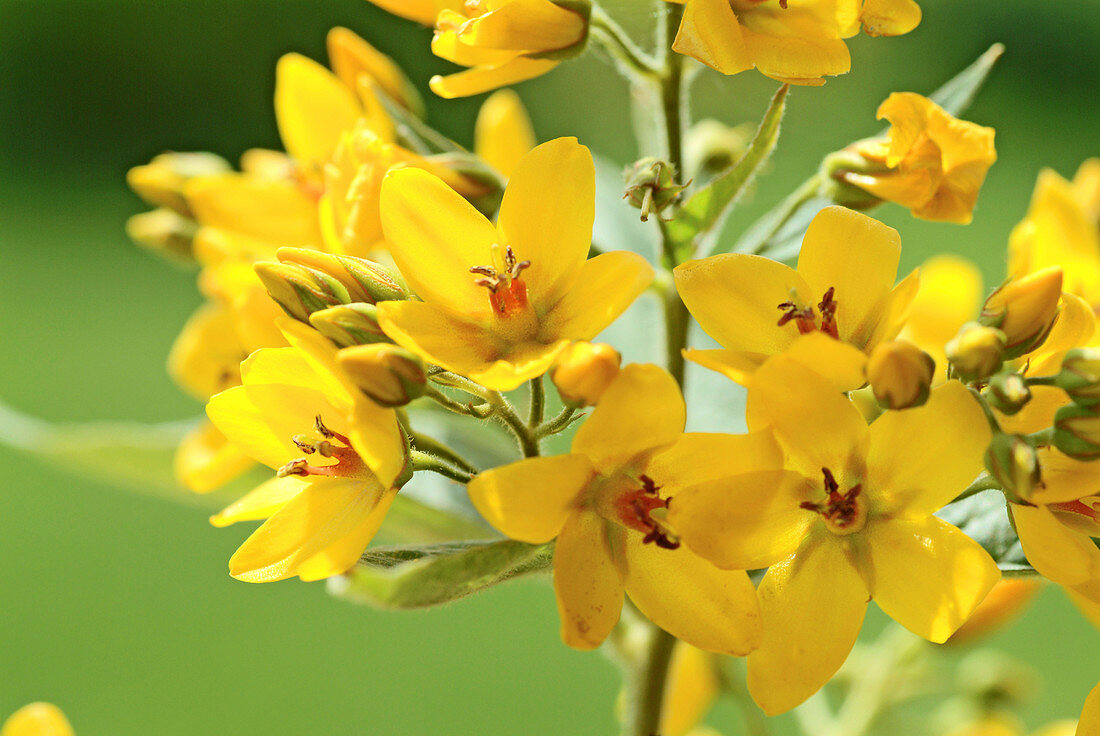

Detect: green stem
[409, 450, 474, 484]
[663, 279, 690, 387]
[1025, 374, 1059, 387]
[968, 386, 1003, 434]
[528, 377, 545, 427]
[407, 431, 480, 476]
[487, 391, 540, 458]
[537, 405, 579, 438]
[659, 6, 686, 177]
[589, 6, 661, 81]
[424, 387, 490, 418]
[623, 626, 677, 736]
[1027, 427, 1055, 447]
[429, 370, 493, 401]
[737, 174, 823, 256]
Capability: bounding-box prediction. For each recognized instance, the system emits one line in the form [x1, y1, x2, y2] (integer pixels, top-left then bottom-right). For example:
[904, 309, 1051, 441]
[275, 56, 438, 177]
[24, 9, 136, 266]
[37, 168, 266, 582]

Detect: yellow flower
[206, 320, 408, 582]
[945, 578, 1042, 645]
[901, 254, 983, 381]
[661, 643, 720, 736]
[551, 341, 621, 407]
[1008, 161, 1100, 306]
[668, 0, 918, 85]
[1, 704, 73, 736]
[475, 89, 537, 179]
[841, 93, 997, 224]
[468, 364, 772, 653]
[675, 205, 917, 390]
[429, 0, 589, 98]
[365, 0, 465, 26]
[668, 356, 999, 714]
[376, 138, 653, 391]
[1081, 683, 1100, 736]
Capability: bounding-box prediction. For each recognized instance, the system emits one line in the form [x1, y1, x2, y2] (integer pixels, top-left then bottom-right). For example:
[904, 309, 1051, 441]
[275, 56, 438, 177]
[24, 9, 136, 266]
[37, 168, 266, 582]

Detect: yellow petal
[1, 703, 74, 736]
[366, 0, 459, 25]
[877, 92, 933, 168]
[459, 0, 586, 52]
[739, 25, 851, 83]
[1031, 448, 1100, 505]
[497, 138, 594, 310]
[866, 380, 990, 517]
[998, 384, 1068, 436]
[379, 167, 499, 321]
[348, 396, 409, 489]
[468, 455, 595, 543]
[185, 174, 320, 246]
[229, 477, 393, 583]
[429, 57, 559, 99]
[670, 469, 815, 570]
[167, 302, 246, 400]
[274, 53, 361, 172]
[1013, 503, 1100, 586]
[326, 27, 421, 114]
[475, 89, 536, 178]
[571, 364, 685, 473]
[240, 345, 322, 390]
[903, 254, 982, 359]
[860, 0, 921, 36]
[746, 355, 868, 481]
[661, 644, 720, 736]
[277, 319, 360, 407]
[747, 536, 868, 716]
[645, 430, 783, 489]
[553, 510, 625, 650]
[175, 420, 255, 493]
[672, 0, 753, 75]
[210, 474, 309, 527]
[863, 517, 1001, 642]
[1036, 293, 1097, 358]
[538, 251, 654, 342]
[1080, 681, 1100, 736]
[623, 532, 762, 656]
[675, 253, 809, 354]
[864, 268, 920, 350]
[684, 332, 867, 391]
[796, 206, 902, 348]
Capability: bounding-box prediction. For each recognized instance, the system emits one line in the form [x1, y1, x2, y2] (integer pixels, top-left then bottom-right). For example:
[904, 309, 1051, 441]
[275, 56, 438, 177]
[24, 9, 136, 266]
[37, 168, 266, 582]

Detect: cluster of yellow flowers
[32, 0, 1093, 732]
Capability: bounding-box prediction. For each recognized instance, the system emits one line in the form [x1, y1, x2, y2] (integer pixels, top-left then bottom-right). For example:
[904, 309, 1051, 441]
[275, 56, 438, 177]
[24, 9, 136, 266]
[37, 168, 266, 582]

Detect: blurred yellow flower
[365, 0, 464, 26]
[429, 0, 589, 98]
[661, 643, 720, 736]
[475, 89, 537, 178]
[668, 356, 999, 714]
[841, 93, 997, 224]
[468, 364, 771, 653]
[901, 254, 983, 381]
[376, 138, 652, 390]
[1, 704, 73, 736]
[676, 205, 917, 390]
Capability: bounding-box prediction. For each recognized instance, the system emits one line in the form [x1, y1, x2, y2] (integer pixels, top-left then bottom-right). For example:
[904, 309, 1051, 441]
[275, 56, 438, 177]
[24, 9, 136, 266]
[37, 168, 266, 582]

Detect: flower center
[612, 475, 681, 550]
[800, 467, 866, 536]
[777, 286, 839, 339]
[470, 243, 532, 318]
[276, 414, 368, 479]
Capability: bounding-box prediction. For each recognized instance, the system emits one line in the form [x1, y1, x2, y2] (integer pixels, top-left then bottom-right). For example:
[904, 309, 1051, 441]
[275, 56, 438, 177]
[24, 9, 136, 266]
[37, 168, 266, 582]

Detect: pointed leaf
[329, 539, 554, 609]
[928, 43, 1005, 117]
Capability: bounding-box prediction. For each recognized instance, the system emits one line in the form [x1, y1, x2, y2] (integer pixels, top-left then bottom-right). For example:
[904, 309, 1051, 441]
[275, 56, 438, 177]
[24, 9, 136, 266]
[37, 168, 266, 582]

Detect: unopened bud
[684, 119, 750, 180]
[1056, 348, 1100, 408]
[865, 340, 934, 410]
[125, 208, 199, 261]
[624, 158, 689, 222]
[984, 433, 1041, 501]
[820, 147, 887, 210]
[551, 342, 621, 407]
[1053, 404, 1100, 461]
[338, 344, 427, 407]
[985, 370, 1031, 416]
[126, 151, 231, 217]
[946, 322, 1006, 381]
[979, 267, 1063, 359]
[309, 304, 389, 348]
[254, 262, 352, 322]
[276, 247, 408, 305]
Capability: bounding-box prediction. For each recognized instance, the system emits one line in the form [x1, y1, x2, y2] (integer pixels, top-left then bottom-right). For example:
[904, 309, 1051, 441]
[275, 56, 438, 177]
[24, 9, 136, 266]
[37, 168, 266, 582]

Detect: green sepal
[330, 539, 554, 609]
[366, 79, 466, 157]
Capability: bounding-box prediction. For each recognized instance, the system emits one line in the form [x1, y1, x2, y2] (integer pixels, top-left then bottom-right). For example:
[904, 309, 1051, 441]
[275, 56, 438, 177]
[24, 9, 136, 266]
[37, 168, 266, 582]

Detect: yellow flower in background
[1, 704, 73, 736]
[675, 205, 917, 390]
[668, 0, 918, 85]
[376, 138, 652, 390]
[365, 0, 465, 26]
[1081, 683, 1100, 736]
[660, 644, 720, 736]
[206, 320, 407, 582]
[668, 356, 999, 714]
[468, 364, 772, 653]
[475, 89, 537, 178]
[841, 93, 997, 224]
[429, 0, 590, 98]
[945, 578, 1042, 645]
[901, 254, 983, 381]
[1008, 161, 1100, 306]
[944, 715, 1079, 736]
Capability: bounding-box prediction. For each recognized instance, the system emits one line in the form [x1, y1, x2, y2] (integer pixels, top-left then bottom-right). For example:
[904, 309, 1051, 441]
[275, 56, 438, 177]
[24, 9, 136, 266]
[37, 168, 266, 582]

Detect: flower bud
[276, 247, 409, 305]
[126, 151, 231, 217]
[984, 433, 1041, 502]
[684, 119, 750, 180]
[820, 147, 888, 211]
[1056, 348, 1100, 408]
[253, 262, 352, 322]
[551, 342, 621, 407]
[624, 158, 689, 222]
[865, 340, 934, 410]
[946, 322, 1006, 381]
[338, 344, 428, 407]
[309, 304, 389, 348]
[124, 207, 199, 261]
[985, 370, 1031, 416]
[1053, 404, 1100, 461]
[979, 267, 1063, 359]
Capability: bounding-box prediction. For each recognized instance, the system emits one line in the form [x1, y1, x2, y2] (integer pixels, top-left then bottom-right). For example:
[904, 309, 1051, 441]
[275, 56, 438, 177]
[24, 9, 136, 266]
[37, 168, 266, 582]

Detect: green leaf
[665, 83, 789, 259]
[330, 539, 554, 609]
[929, 43, 1005, 117]
[937, 490, 1034, 574]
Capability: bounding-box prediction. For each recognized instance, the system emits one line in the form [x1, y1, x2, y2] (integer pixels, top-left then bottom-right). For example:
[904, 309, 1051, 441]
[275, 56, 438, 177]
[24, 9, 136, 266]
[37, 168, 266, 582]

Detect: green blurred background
[1, 0, 1097, 733]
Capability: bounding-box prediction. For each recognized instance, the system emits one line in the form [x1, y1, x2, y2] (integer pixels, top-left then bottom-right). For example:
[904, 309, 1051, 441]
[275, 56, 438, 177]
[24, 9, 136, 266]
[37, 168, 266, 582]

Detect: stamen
[277, 458, 310, 477]
[776, 287, 840, 338]
[277, 416, 366, 479]
[292, 435, 316, 454]
[470, 244, 531, 317]
[617, 475, 680, 550]
[800, 467, 865, 535]
[818, 287, 839, 339]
